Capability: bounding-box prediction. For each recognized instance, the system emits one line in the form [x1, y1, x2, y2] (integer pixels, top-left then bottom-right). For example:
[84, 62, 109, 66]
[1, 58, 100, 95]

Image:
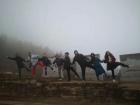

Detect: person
[31, 53, 53, 77]
[89, 53, 106, 80]
[64, 52, 80, 81]
[104, 51, 129, 82]
[72, 50, 89, 80]
[53, 55, 64, 80]
[38, 54, 54, 76]
[7, 53, 30, 79]
[27, 52, 39, 69]
[27, 52, 43, 77]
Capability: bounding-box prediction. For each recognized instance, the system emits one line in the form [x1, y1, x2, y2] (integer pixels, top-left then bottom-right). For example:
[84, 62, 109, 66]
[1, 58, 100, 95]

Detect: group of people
[7, 50, 129, 82]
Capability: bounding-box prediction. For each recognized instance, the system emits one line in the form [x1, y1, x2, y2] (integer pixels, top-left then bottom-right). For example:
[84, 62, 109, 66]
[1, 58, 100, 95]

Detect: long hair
[104, 51, 116, 63]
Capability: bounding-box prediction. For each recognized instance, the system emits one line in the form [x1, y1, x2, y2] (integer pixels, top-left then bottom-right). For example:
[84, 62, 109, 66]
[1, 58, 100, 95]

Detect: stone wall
[120, 53, 140, 82]
[0, 77, 140, 101]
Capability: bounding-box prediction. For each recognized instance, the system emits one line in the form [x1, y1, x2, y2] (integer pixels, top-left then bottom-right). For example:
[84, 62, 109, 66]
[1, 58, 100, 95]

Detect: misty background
[0, 0, 140, 62]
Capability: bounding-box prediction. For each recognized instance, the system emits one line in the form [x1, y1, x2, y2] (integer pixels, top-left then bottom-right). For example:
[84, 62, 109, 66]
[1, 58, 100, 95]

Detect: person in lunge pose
[31, 53, 53, 77]
[53, 54, 64, 80]
[89, 53, 106, 80]
[27, 52, 44, 77]
[38, 53, 54, 76]
[7, 53, 30, 79]
[104, 51, 129, 82]
[72, 50, 89, 80]
[64, 52, 80, 81]
[27, 52, 39, 69]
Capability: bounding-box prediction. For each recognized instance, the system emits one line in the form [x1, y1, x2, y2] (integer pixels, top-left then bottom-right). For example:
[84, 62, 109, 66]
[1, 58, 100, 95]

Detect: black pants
[108, 62, 129, 79]
[111, 69, 115, 79]
[67, 69, 71, 81]
[80, 65, 86, 80]
[70, 67, 80, 79]
[66, 67, 80, 81]
[18, 65, 30, 79]
[18, 68, 22, 79]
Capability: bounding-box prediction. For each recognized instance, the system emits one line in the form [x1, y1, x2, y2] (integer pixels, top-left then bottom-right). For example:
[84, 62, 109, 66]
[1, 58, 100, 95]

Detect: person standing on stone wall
[31, 53, 54, 77]
[38, 53, 54, 76]
[7, 53, 30, 79]
[27, 52, 39, 69]
[27, 52, 42, 77]
[53, 54, 64, 80]
[89, 53, 106, 80]
[64, 52, 80, 81]
[104, 51, 129, 82]
[72, 50, 89, 80]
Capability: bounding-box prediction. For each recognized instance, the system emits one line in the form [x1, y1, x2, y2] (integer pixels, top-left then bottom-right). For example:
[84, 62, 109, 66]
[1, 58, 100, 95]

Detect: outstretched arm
[53, 59, 56, 64]
[72, 57, 76, 64]
[20, 57, 26, 62]
[7, 57, 16, 61]
[97, 58, 104, 63]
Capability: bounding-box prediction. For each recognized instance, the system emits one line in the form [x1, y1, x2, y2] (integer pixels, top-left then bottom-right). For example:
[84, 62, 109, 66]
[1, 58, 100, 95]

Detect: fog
[0, 0, 140, 59]
[0, 34, 54, 72]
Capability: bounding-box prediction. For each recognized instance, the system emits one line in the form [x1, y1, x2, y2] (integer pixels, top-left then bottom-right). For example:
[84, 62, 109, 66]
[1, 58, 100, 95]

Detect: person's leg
[37, 61, 47, 77]
[44, 67, 47, 75]
[23, 64, 30, 71]
[29, 62, 32, 68]
[97, 75, 99, 80]
[49, 65, 54, 71]
[31, 61, 43, 76]
[32, 66, 36, 76]
[70, 67, 80, 79]
[67, 69, 71, 81]
[18, 67, 21, 79]
[116, 62, 129, 68]
[81, 66, 86, 80]
[32, 63, 38, 76]
[90, 66, 99, 80]
[61, 66, 64, 79]
[58, 66, 62, 79]
[111, 69, 115, 80]
[103, 72, 107, 80]
[94, 69, 99, 80]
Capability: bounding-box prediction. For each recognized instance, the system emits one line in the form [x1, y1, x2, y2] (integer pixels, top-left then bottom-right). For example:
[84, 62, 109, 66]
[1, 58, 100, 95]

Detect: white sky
[0, 0, 140, 58]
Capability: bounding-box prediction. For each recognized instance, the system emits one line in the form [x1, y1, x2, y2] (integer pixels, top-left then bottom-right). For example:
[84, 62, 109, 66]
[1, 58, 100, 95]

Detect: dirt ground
[0, 97, 139, 105]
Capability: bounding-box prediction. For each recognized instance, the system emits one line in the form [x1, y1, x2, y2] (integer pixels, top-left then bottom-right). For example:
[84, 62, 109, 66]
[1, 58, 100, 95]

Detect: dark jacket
[73, 54, 88, 67]
[8, 56, 25, 68]
[64, 56, 71, 70]
[53, 58, 64, 67]
[90, 56, 105, 76]
[39, 56, 51, 66]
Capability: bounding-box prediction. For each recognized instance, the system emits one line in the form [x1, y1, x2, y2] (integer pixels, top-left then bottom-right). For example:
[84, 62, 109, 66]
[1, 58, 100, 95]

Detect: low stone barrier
[0, 80, 139, 102]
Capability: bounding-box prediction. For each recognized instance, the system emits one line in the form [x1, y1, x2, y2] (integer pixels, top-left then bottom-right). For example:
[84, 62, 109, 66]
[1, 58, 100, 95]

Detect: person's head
[106, 51, 111, 56]
[74, 50, 78, 55]
[91, 53, 95, 57]
[65, 52, 69, 57]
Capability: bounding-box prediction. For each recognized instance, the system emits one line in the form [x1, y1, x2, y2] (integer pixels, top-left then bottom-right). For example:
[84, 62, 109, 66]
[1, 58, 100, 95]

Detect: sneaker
[112, 79, 116, 83]
[59, 78, 62, 80]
